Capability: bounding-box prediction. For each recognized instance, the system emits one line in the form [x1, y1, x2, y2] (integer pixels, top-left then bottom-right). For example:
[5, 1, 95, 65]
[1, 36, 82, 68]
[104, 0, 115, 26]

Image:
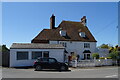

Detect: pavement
[1, 66, 119, 78]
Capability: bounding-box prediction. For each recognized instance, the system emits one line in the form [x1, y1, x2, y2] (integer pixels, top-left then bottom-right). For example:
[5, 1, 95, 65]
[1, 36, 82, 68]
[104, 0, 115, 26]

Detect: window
[43, 51, 49, 57]
[59, 42, 67, 47]
[17, 51, 28, 60]
[84, 43, 90, 48]
[64, 43, 67, 47]
[49, 58, 56, 63]
[40, 58, 48, 62]
[32, 51, 42, 59]
[70, 41, 72, 43]
[79, 32, 85, 37]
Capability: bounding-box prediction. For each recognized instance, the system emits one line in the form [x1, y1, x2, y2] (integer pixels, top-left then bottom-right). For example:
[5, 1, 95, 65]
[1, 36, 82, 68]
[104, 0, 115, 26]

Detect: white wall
[50, 41, 96, 59]
[10, 48, 64, 67]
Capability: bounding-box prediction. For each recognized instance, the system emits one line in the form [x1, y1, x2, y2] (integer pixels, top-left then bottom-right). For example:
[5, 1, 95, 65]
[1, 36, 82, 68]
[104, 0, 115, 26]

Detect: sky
[2, 2, 118, 48]
[1, 0, 120, 2]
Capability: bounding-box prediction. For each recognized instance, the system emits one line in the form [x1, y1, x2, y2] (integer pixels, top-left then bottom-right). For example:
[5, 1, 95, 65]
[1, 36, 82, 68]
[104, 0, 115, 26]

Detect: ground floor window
[16, 51, 49, 60]
[17, 51, 28, 60]
[32, 51, 42, 59]
[43, 51, 49, 57]
[32, 51, 49, 59]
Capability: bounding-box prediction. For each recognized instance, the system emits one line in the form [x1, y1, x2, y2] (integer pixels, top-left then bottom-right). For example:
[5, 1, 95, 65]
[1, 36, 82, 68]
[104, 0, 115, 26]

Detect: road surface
[2, 66, 119, 78]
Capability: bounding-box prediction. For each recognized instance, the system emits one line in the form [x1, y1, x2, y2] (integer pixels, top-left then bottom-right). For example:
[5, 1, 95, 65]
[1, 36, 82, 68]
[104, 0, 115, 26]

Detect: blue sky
[2, 2, 118, 48]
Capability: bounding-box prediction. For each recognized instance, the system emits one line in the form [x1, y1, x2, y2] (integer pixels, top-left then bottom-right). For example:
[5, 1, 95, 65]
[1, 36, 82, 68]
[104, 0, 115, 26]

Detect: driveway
[2, 66, 119, 78]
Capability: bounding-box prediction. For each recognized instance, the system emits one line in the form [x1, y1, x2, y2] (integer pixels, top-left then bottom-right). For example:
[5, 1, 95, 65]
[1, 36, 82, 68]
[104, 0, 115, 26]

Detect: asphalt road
[2, 66, 119, 78]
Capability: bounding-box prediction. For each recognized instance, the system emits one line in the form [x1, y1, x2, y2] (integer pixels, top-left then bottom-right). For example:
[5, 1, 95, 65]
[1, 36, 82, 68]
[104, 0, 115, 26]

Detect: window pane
[41, 58, 48, 62]
[84, 43, 90, 48]
[49, 59, 56, 63]
[17, 51, 28, 60]
[32, 51, 42, 59]
[43, 51, 49, 57]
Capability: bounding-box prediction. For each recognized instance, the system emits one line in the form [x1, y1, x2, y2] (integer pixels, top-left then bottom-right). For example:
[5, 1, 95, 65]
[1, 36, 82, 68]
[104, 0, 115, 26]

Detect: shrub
[92, 53, 99, 59]
[99, 44, 109, 49]
[99, 57, 105, 59]
[108, 51, 119, 60]
[106, 57, 112, 59]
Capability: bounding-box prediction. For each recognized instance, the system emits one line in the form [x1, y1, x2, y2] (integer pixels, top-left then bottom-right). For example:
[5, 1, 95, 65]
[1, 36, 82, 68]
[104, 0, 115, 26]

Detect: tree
[92, 53, 99, 59]
[108, 51, 120, 60]
[117, 47, 120, 51]
[0, 45, 2, 52]
[0, 45, 9, 52]
[99, 44, 109, 49]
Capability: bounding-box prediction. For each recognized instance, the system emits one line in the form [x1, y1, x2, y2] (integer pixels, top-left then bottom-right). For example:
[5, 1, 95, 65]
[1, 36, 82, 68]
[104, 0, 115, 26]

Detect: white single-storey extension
[10, 43, 65, 67]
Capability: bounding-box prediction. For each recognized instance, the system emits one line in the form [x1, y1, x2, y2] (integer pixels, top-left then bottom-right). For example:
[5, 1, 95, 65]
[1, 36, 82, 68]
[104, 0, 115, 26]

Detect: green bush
[92, 53, 99, 59]
[99, 57, 112, 59]
[106, 57, 112, 59]
[99, 57, 105, 59]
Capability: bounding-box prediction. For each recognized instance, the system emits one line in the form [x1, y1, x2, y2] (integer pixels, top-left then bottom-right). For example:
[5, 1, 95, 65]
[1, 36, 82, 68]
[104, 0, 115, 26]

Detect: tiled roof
[10, 43, 65, 49]
[31, 21, 97, 43]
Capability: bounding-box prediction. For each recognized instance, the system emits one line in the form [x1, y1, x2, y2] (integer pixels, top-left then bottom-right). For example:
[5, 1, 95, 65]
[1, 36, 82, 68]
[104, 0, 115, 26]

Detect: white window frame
[84, 43, 90, 48]
[16, 51, 29, 60]
[31, 51, 49, 59]
[32, 51, 42, 59]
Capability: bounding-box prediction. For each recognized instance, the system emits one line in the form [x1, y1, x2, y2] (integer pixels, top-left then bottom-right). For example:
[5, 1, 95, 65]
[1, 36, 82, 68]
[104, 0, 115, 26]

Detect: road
[2, 67, 119, 78]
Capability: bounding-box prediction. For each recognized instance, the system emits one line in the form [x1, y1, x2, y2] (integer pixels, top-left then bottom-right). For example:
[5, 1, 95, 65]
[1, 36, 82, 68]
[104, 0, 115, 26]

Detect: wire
[94, 19, 117, 36]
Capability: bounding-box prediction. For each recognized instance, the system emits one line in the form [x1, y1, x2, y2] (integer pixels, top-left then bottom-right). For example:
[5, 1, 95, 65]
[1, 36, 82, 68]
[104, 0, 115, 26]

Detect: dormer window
[79, 32, 85, 37]
[59, 30, 66, 37]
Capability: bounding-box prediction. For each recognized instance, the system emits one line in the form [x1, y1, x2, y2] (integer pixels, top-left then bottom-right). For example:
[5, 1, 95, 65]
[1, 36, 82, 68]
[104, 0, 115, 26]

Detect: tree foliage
[99, 44, 110, 49]
[92, 53, 99, 59]
[0, 45, 9, 52]
[108, 45, 120, 60]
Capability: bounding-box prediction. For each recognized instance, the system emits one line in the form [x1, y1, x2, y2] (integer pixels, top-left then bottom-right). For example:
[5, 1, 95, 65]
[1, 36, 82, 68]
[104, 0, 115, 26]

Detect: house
[31, 14, 97, 60]
[10, 14, 97, 67]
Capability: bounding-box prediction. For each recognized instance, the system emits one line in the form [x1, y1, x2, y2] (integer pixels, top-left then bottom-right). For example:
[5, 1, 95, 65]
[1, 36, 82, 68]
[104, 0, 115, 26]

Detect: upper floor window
[84, 43, 90, 48]
[79, 32, 86, 37]
[59, 42, 67, 47]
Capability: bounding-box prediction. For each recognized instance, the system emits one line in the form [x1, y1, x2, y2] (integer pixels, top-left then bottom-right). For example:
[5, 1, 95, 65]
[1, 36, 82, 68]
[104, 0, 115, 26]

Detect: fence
[76, 59, 113, 67]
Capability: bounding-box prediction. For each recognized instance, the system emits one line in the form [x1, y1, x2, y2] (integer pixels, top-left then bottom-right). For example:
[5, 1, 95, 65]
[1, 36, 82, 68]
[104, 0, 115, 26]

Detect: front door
[84, 54, 91, 60]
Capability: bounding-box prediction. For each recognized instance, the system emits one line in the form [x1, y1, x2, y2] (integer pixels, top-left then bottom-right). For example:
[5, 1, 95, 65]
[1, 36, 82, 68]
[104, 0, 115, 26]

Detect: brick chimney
[81, 16, 87, 26]
[50, 14, 55, 29]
